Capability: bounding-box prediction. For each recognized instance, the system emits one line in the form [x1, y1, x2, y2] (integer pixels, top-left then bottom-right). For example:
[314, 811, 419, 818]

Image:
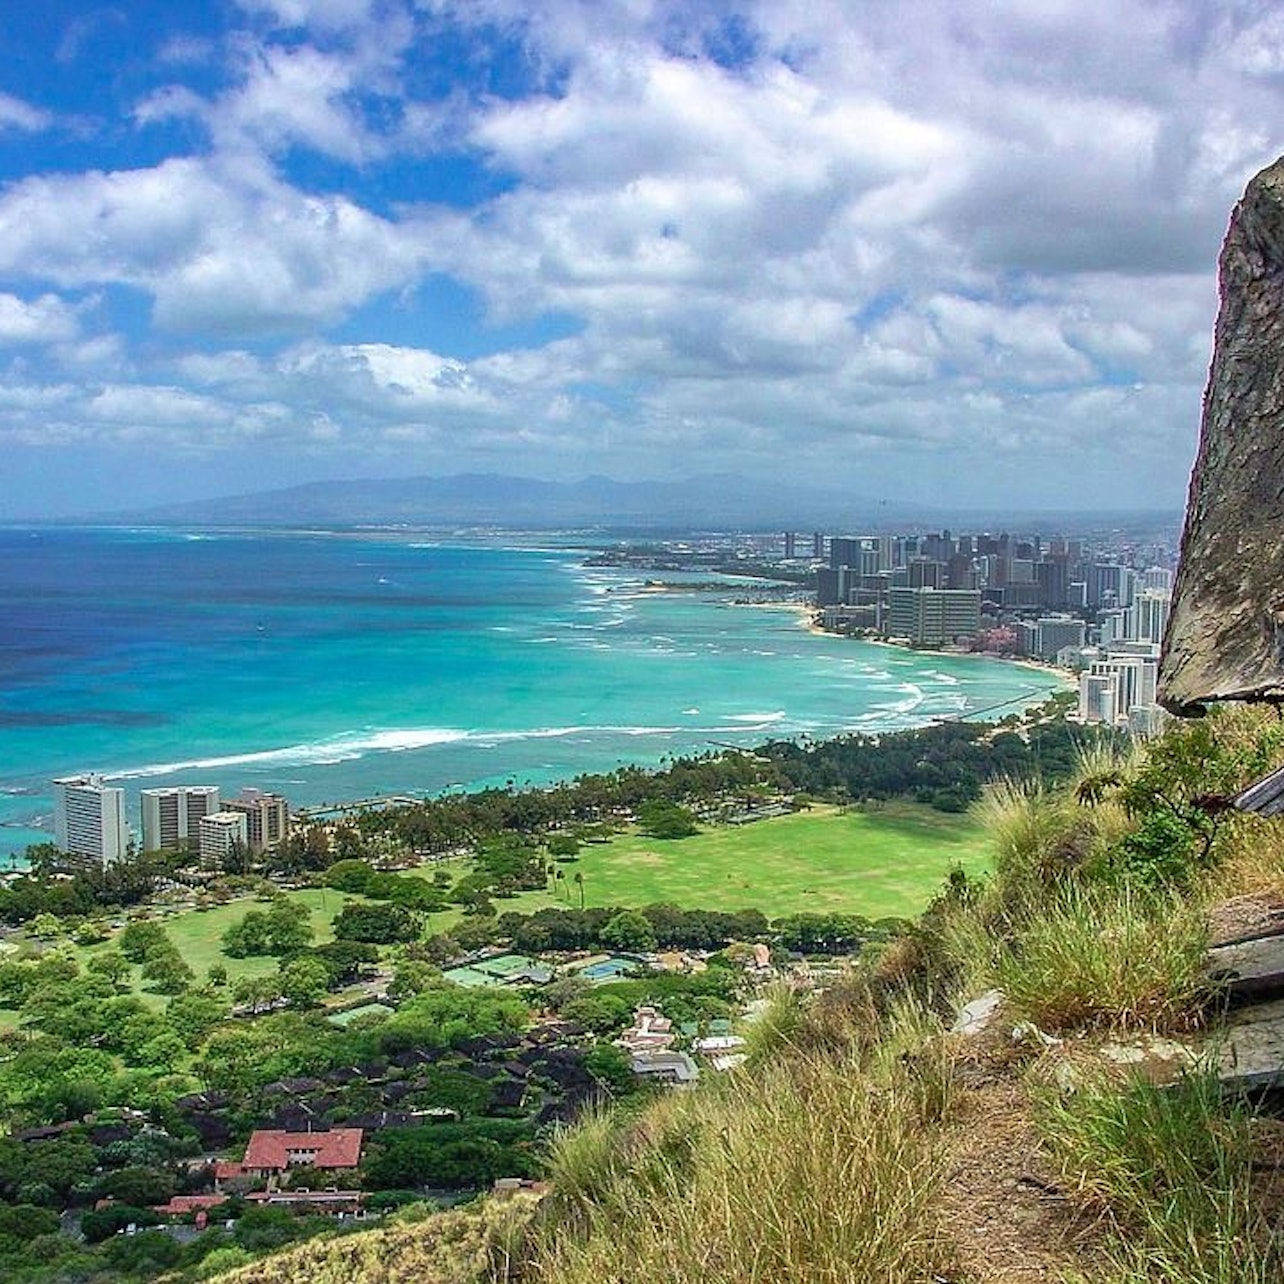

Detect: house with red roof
[215, 1127, 364, 1189]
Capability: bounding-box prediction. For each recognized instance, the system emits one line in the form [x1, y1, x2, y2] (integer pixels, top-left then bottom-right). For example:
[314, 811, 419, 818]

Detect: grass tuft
[995, 884, 1209, 1034]
[1036, 1070, 1281, 1283]
[529, 1047, 950, 1284]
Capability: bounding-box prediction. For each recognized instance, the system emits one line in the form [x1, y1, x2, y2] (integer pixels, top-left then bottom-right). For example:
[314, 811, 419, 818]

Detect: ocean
[0, 526, 1065, 857]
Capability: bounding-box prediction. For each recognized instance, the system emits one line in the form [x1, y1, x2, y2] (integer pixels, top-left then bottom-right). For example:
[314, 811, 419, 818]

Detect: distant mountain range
[98, 473, 922, 530]
[90, 472, 1181, 534]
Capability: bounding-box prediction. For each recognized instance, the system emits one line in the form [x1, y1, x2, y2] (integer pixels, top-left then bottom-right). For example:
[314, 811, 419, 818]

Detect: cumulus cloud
[1, 0, 1282, 506]
[0, 156, 433, 334]
[0, 293, 80, 344]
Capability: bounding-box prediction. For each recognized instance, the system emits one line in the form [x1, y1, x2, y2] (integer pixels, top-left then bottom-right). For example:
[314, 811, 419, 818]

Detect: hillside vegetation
[213, 706, 1284, 1283]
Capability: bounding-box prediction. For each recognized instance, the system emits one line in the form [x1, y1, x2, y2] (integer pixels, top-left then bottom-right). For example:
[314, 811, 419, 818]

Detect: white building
[1077, 646, 1160, 727]
[1128, 589, 1171, 646]
[53, 774, 129, 868]
[885, 586, 981, 646]
[1029, 615, 1086, 662]
[198, 811, 249, 866]
[140, 785, 220, 852]
[1078, 673, 1119, 725]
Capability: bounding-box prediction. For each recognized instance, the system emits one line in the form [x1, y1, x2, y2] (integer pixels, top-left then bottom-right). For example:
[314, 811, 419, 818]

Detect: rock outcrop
[1160, 156, 1284, 714]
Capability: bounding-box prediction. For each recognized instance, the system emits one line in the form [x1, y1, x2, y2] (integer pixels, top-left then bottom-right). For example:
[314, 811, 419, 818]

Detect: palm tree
[573, 870, 585, 909]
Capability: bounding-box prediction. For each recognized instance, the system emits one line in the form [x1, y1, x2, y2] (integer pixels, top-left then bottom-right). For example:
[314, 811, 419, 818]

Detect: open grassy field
[51, 803, 987, 1005]
[553, 803, 991, 920]
[71, 888, 360, 1005]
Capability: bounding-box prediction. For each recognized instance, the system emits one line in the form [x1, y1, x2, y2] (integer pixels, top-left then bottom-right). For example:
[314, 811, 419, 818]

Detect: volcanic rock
[1160, 156, 1284, 714]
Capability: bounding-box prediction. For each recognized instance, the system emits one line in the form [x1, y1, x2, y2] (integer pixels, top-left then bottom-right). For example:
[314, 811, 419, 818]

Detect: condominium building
[885, 587, 982, 646]
[53, 774, 129, 868]
[1128, 589, 1171, 646]
[1077, 646, 1159, 726]
[223, 788, 290, 853]
[140, 785, 220, 852]
[1022, 615, 1086, 662]
[198, 811, 249, 866]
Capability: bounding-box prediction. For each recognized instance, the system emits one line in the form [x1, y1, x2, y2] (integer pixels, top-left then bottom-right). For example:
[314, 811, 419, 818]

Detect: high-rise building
[885, 587, 981, 646]
[53, 774, 129, 868]
[1078, 648, 1159, 725]
[783, 531, 797, 560]
[140, 785, 220, 852]
[1128, 589, 1171, 645]
[198, 811, 249, 866]
[1032, 616, 1086, 661]
[223, 788, 290, 853]
[1078, 673, 1119, 724]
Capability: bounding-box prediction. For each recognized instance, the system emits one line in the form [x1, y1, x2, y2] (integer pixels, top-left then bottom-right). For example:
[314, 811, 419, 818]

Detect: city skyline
[1, 2, 1282, 517]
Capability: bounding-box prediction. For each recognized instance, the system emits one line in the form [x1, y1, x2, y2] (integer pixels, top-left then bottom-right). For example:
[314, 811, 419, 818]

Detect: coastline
[0, 533, 1071, 858]
[777, 606, 1077, 688]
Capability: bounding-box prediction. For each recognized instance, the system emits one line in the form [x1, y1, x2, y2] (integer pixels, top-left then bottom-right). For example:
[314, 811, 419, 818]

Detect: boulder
[1160, 155, 1284, 713]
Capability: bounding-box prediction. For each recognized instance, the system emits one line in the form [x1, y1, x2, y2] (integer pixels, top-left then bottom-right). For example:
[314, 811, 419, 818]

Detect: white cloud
[3, 0, 1283, 505]
[0, 157, 434, 334]
[0, 92, 51, 134]
[0, 293, 80, 344]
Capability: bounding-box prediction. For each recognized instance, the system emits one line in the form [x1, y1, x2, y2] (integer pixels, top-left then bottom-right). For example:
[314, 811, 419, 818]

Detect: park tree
[222, 898, 313, 957]
[279, 955, 331, 1008]
[601, 909, 657, 953]
[333, 900, 417, 945]
[87, 951, 130, 988]
[141, 945, 193, 994]
[323, 859, 376, 894]
[547, 834, 581, 860]
[637, 800, 699, 840]
[118, 920, 169, 963]
[167, 988, 231, 1047]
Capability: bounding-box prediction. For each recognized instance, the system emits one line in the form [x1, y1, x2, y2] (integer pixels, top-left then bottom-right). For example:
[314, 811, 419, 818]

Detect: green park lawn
[55, 802, 989, 1004]
[72, 887, 359, 1005]
[549, 803, 991, 921]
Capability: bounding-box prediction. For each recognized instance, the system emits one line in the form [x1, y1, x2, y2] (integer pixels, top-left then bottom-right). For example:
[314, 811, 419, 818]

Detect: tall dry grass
[530, 1045, 950, 1284]
[995, 883, 1210, 1033]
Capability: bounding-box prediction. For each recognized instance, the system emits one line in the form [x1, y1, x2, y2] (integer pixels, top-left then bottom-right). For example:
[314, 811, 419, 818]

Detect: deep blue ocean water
[0, 526, 1065, 857]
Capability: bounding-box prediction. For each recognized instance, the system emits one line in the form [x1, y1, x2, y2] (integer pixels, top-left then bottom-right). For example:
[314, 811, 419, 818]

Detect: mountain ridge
[82, 472, 1178, 532]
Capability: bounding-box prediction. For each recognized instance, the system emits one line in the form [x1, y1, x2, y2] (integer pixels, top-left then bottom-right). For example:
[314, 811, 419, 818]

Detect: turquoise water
[0, 527, 1064, 857]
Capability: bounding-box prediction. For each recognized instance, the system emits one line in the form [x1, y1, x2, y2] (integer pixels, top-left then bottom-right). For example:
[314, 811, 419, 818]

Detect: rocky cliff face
[1159, 156, 1284, 714]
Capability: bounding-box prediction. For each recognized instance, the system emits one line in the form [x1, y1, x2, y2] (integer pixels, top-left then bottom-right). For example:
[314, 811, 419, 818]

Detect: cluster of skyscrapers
[801, 529, 1173, 732]
[51, 776, 290, 869]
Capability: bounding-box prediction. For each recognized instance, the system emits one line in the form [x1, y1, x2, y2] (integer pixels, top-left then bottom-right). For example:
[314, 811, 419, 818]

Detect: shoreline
[1, 546, 1069, 859]
[774, 604, 1076, 687]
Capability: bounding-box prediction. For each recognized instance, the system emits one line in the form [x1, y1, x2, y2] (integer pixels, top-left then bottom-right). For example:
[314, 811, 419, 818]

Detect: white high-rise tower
[53, 774, 129, 867]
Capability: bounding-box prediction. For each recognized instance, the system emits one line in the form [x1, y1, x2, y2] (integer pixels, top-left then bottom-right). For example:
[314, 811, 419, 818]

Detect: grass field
[55, 803, 989, 1004]
[71, 888, 360, 1006]
[549, 803, 991, 920]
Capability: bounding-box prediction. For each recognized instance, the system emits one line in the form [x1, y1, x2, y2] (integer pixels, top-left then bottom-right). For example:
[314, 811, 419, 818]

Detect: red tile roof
[241, 1128, 364, 1172]
[153, 1195, 229, 1216]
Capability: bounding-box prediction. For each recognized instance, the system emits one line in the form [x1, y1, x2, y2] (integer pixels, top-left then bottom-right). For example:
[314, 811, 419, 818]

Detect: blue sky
[0, 0, 1281, 516]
